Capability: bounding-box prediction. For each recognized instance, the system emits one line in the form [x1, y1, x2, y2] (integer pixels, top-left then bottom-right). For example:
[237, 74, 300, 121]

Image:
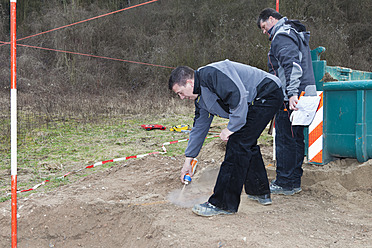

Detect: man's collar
[193, 71, 201, 95]
[269, 17, 288, 41]
[268, 26, 274, 35]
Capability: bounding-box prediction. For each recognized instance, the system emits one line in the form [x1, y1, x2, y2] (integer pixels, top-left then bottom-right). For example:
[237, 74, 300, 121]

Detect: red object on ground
[141, 124, 166, 131]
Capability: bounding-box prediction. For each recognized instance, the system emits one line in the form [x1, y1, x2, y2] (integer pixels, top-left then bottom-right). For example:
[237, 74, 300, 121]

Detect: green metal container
[323, 80, 372, 162]
[309, 46, 372, 163]
[311, 46, 326, 90]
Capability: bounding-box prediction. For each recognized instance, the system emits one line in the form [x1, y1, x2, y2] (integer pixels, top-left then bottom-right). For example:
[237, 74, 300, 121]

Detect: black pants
[275, 101, 305, 189]
[208, 82, 283, 212]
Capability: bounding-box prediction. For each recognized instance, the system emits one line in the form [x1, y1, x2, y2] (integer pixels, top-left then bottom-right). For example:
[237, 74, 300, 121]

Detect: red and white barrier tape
[6, 134, 218, 195]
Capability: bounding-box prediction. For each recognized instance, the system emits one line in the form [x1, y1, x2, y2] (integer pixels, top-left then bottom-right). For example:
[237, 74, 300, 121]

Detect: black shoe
[270, 180, 302, 195]
[247, 193, 272, 205]
[192, 202, 234, 217]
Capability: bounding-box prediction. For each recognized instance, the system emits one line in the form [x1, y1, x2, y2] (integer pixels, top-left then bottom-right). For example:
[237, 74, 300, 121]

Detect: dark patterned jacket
[268, 17, 316, 100]
[185, 59, 282, 158]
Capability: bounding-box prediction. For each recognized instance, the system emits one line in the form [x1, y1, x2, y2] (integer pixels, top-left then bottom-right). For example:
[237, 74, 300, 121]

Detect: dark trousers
[208, 83, 283, 212]
[274, 102, 305, 189]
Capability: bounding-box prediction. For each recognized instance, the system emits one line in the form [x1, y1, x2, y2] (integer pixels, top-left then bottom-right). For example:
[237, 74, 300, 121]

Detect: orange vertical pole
[276, 0, 279, 11]
[10, 0, 17, 247]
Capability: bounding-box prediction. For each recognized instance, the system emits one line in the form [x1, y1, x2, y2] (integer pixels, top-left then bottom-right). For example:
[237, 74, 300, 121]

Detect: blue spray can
[184, 158, 198, 185]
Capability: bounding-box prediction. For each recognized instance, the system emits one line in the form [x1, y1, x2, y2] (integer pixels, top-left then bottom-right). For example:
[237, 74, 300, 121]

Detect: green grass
[0, 111, 273, 202]
[0, 112, 234, 201]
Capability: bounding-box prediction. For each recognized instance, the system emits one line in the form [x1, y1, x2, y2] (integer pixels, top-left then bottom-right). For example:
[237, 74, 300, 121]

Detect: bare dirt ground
[1, 139, 371, 248]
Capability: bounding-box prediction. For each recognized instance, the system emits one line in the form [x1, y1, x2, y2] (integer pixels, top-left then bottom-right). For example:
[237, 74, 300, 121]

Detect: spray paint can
[184, 158, 198, 185]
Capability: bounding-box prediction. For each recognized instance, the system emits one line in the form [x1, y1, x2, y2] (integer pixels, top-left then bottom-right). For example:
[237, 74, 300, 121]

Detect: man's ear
[269, 16, 278, 25]
[186, 79, 194, 88]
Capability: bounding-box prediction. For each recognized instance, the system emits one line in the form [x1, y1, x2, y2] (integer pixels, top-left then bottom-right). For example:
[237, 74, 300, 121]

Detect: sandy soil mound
[1, 139, 371, 247]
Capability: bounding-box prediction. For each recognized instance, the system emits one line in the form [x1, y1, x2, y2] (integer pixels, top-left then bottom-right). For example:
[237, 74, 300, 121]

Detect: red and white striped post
[10, 0, 18, 247]
[276, 0, 279, 11]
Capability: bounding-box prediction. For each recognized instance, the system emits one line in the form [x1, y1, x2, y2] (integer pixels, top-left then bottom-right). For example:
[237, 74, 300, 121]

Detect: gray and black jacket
[185, 59, 282, 158]
[268, 17, 316, 99]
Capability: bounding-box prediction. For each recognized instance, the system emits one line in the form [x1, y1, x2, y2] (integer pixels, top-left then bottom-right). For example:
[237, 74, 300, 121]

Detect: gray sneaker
[192, 202, 234, 217]
[247, 193, 272, 205]
[293, 187, 302, 194]
[270, 182, 302, 195]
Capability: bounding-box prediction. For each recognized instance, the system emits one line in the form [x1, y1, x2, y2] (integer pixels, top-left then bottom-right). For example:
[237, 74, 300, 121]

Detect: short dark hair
[168, 66, 194, 90]
[257, 8, 283, 29]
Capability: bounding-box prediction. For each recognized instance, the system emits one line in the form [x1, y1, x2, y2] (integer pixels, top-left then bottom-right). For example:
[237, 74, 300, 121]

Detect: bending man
[168, 59, 283, 216]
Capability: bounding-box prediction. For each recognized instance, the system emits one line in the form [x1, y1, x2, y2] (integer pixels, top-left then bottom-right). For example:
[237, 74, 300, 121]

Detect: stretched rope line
[4, 133, 274, 197]
[4, 134, 219, 195]
[0, 0, 159, 46]
[0, 1, 173, 69]
[18, 43, 174, 69]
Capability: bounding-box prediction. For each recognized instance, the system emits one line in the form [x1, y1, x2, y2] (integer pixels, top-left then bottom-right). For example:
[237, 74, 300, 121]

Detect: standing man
[168, 59, 283, 216]
[257, 8, 317, 195]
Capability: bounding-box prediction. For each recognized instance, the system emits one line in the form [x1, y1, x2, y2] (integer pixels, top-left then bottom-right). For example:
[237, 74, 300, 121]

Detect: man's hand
[220, 128, 234, 142]
[180, 157, 193, 183]
[289, 95, 299, 111]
